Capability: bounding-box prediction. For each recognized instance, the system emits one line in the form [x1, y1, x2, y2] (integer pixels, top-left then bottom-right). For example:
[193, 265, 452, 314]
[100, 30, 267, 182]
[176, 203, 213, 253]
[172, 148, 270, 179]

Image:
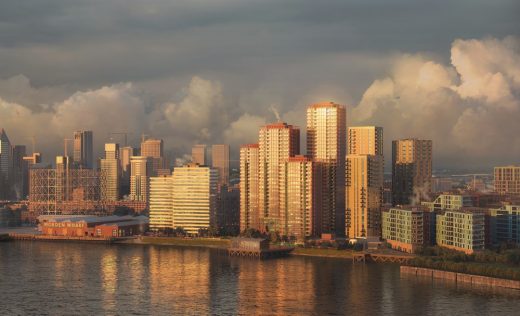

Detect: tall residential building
[12, 145, 27, 199]
[239, 144, 260, 232]
[436, 210, 485, 254]
[171, 163, 218, 234]
[258, 122, 300, 232]
[130, 156, 152, 202]
[119, 146, 135, 195]
[192, 144, 209, 166]
[279, 156, 321, 241]
[73, 130, 93, 169]
[346, 126, 384, 239]
[212, 144, 230, 187]
[392, 139, 433, 205]
[347, 126, 383, 156]
[306, 101, 346, 236]
[141, 138, 164, 175]
[100, 143, 121, 201]
[149, 175, 174, 231]
[494, 166, 520, 195]
[0, 128, 12, 179]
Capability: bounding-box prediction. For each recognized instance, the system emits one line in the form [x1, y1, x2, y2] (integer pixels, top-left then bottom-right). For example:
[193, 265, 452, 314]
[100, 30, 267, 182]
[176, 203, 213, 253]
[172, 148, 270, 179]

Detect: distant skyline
[0, 0, 519, 169]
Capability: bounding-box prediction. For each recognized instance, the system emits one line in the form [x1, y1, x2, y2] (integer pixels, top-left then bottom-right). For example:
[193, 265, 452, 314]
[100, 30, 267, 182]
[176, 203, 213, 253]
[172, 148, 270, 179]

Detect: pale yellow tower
[240, 144, 260, 232]
[346, 126, 384, 238]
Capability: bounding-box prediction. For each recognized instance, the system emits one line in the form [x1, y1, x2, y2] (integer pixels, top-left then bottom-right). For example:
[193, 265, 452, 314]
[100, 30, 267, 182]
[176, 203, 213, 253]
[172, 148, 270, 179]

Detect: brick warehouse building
[39, 215, 148, 238]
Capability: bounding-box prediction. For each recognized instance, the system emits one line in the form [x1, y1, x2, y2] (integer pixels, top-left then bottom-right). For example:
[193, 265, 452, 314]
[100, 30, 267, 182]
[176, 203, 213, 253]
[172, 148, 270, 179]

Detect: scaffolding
[29, 168, 103, 215]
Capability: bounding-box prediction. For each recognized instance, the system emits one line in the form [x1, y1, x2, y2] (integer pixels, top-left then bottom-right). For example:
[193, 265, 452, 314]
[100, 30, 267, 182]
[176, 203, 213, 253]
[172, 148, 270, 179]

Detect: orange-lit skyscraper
[73, 130, 93, 169]
[346, 126, 384, 238]
[258, 122, 300, 232]
[192, 144, 209, 166]
[306, 101, 346, 236]
[240, 144, 260, 232]
[100, 143, 121, 201]
[130, 156, 152, 202]
[212, 144, 230, 187]
[392, 139, 432, 205]
[141, 138, 164, 176]
[279, 156, 321, 240]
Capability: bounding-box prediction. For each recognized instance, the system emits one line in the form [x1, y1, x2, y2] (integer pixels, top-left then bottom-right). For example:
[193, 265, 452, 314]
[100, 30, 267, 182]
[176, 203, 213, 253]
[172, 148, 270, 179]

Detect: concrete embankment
[401, 266, 520, 290]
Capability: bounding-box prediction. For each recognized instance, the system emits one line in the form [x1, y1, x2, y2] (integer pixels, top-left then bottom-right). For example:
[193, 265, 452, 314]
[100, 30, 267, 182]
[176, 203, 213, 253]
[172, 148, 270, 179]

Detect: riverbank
[121, 236, 231, 249]
[401, 266, 520, 290]
[292, 247, 355, 259]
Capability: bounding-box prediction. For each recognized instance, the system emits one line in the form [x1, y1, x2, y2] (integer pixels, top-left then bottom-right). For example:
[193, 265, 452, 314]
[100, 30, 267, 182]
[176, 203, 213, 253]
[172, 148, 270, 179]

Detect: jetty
[227, 238, 294, 259]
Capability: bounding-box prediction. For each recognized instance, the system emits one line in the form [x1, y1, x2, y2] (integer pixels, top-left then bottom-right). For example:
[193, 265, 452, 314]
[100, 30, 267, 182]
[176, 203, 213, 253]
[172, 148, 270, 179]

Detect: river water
[0, 242, 518, 315]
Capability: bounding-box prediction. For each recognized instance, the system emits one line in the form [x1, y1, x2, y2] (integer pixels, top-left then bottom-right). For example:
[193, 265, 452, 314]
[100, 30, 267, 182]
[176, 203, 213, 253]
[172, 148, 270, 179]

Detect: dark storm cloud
[0, 0, 519, 169]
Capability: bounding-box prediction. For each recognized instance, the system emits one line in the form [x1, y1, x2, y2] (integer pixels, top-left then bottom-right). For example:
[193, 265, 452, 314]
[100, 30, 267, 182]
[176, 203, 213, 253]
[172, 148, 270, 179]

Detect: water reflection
[0, 242, 518, 315]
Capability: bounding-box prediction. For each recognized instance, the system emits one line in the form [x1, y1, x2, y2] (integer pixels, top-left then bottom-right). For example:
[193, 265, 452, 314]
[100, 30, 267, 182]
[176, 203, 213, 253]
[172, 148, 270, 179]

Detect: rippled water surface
[0, 242, 518, 315]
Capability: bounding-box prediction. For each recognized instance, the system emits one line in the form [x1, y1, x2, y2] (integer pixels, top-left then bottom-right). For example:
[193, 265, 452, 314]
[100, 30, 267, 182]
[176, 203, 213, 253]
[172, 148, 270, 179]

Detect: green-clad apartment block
[436, 210, 485, 254]
[382, 208, 426, 253]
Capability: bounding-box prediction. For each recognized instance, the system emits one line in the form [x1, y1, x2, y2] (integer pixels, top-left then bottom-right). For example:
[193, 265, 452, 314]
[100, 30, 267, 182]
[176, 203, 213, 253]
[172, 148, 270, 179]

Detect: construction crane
[108, 132, 132, 146]
[141, 133, 149, 143]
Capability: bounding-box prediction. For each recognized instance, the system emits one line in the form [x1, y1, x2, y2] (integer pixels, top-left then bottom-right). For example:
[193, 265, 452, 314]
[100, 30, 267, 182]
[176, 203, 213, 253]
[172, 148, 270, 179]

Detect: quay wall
[401, 266, 520, 290]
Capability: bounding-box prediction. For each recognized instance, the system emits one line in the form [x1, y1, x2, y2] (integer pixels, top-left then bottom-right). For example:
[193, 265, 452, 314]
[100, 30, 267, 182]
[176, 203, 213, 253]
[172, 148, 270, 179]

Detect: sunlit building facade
[149, 175, 174, 231]
[171, 163, 218, 234]
[494, 165, 520, 195]
[141, 138, 164, 176]
[240, 144, 260, 232]
[100, 143, 120, 201]
[192, 144, 209, 166]
[346, 126, 384, 238]
[129, 156, 152, 202]
[436, 210, 485, 254]
[279, 156, 321, 241]
[258, 122, 300, 232]
[306, 102, 346, 236]
[382, 207, 425, 253]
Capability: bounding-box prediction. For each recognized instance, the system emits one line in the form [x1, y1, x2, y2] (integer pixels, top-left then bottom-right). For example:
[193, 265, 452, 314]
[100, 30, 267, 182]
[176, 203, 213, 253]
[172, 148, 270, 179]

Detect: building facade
[141, 138, 164, 176]
[149, 175, 174, 231]
[73, 130, 93, 169]
[392, 139, 433, 205]
[129, 156, 152, 202]
[192, 144, 209, 166]
[240, 144, 260, 232]
[489, 205, 520, 245]
[346, 126, 384, 239]
[279, 156, 320, 241]
[382, 207, 425, 253]
[494, 166, 520, 195]
[436, 210, 485, 254]
[171, 163, 218, 234]
[100, 143, 120, 201]
[212, 144, 230, 187]
[306, 102, 346, 236]
[258, 122, 300, 232]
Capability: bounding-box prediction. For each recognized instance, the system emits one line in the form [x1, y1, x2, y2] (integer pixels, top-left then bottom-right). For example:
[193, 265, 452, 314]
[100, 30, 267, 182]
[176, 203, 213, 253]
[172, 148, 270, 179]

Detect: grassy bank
[134, 236, 231, 249]
[292, 247, 354, 259]
[411, 247, 520, 281]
